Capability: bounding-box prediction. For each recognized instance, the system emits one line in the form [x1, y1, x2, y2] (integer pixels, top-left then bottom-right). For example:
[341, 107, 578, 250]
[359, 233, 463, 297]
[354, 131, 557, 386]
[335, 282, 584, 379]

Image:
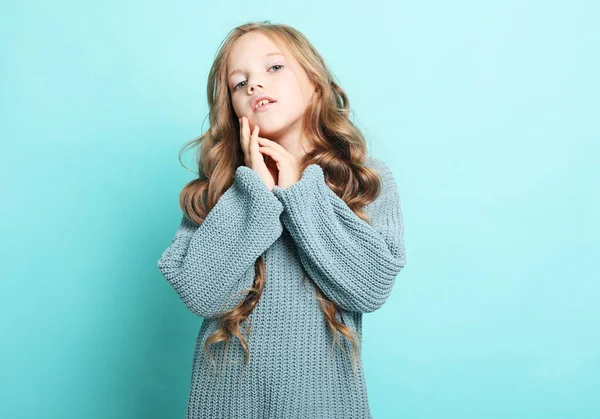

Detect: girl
[158, 20, 407, 419]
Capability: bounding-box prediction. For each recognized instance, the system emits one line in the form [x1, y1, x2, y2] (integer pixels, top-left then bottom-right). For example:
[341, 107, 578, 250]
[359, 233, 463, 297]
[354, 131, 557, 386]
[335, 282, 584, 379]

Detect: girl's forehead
[229, 33, 290, 61]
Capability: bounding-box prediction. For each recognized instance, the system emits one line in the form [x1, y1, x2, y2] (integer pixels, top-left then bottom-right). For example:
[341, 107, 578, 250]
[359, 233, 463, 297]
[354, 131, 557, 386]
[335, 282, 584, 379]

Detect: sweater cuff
[272, 164, 323, 205]
[235, 165, 283, 212]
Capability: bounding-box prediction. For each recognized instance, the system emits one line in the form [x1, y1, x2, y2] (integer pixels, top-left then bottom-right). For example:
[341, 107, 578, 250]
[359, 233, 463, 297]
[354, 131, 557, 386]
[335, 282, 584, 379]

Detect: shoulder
[362, 155, 401, 210]
[364, 155, 395, 182]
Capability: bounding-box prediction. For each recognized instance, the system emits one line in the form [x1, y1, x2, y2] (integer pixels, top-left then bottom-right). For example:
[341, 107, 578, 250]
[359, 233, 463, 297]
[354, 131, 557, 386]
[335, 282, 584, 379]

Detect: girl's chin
[252, 122, 287, 137]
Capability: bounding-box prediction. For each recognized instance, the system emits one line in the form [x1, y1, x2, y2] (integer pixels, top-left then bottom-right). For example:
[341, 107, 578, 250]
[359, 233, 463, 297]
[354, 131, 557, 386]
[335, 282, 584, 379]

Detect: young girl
[158, 20, 407, 419]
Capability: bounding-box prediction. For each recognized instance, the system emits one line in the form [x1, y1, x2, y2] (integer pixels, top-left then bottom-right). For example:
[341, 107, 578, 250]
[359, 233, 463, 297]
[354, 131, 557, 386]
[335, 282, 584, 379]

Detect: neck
[267, 119, 315, 161]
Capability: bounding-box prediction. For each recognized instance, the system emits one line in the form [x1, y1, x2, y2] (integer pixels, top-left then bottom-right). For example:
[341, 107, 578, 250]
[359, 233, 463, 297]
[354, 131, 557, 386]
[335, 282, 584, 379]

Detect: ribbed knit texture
[157, 156, 406, 419]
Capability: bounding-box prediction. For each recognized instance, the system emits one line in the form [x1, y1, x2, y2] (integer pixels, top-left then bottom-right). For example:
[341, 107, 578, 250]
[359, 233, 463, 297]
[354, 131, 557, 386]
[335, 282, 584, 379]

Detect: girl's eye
[233, 65, 284, 91]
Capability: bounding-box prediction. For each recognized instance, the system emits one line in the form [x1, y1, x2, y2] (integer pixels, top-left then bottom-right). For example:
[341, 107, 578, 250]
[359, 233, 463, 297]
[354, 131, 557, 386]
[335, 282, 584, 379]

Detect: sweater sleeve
[271, 158, 406, 313]
[157, 165, 284, 319]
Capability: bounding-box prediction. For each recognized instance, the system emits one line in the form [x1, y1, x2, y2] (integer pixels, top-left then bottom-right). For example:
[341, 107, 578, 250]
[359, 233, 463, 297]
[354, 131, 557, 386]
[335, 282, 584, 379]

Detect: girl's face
[227, 31, 316, 140]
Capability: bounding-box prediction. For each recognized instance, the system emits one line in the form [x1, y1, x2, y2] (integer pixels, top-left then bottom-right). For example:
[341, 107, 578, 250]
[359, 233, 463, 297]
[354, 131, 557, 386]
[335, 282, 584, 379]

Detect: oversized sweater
[157, 155, 407, 419]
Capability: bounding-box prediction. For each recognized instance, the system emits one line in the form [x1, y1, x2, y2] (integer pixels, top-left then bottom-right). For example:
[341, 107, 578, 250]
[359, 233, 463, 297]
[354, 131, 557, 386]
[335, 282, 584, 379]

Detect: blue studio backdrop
[1, 1, 598, 418]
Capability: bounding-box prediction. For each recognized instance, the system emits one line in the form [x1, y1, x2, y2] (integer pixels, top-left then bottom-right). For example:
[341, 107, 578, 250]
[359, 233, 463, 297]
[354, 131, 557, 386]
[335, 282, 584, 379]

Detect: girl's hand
[257, 136, 302, 189]
[239, 117, 278, 190]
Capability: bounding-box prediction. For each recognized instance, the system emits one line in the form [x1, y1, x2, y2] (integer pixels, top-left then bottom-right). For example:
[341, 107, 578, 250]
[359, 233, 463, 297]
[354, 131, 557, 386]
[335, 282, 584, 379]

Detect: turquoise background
[1, 1, 598, 418]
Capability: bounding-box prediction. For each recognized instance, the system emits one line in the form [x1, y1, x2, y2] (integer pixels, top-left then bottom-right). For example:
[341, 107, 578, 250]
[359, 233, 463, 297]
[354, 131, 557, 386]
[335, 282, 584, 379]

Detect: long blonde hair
[178, 20, 384, 379]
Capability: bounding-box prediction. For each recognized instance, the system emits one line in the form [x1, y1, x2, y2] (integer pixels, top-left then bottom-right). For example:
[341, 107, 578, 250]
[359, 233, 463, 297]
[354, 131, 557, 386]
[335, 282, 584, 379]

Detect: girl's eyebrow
[228, 52, 284, 79]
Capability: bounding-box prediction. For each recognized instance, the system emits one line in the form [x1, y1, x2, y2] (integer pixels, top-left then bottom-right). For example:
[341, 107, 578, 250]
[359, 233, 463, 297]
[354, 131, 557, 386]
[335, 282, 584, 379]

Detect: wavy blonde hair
[177, 21, 384, 379]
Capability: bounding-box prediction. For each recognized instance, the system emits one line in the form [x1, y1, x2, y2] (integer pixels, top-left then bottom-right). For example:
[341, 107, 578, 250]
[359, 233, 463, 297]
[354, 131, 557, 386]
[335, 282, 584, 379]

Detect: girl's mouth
[254, 101, 276, 112]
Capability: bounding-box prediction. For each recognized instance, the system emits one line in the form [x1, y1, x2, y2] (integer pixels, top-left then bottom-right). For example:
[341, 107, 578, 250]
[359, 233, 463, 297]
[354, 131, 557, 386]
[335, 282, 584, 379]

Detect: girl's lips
[253, 101, 276, 112]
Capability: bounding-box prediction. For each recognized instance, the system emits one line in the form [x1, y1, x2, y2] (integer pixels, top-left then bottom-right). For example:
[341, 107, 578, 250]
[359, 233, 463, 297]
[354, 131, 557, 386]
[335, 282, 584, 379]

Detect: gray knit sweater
[157, 155, 406, 419]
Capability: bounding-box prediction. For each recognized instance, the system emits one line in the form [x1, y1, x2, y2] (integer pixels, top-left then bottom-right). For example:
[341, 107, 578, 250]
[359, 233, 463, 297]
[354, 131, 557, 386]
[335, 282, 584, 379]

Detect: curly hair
[177, 20, 384, 379]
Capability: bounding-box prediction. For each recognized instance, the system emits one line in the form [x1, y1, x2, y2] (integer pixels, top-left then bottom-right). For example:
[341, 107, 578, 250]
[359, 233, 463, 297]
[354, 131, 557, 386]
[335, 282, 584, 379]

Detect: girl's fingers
[258, 145, 284, 163]
[239, 117, 248, 152]
[257, 135, 287, 152]
[239, 117, 270, 169]
[251, 125, 260, 151]
[240, 117, 255, 157]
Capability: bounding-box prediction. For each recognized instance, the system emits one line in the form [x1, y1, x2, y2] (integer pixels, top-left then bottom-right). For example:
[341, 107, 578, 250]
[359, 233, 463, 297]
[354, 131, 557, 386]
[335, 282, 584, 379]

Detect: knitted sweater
[157, 155, 406, 419]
